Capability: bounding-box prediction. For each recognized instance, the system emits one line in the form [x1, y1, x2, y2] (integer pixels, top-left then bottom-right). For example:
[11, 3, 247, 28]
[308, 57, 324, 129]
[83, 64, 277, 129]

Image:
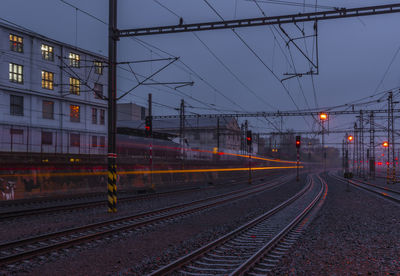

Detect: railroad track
[0, 175, 293, 267]
[0, 174, 276, 220]
[0, 187, 200, 220]
[330, 173, 400, 204]
[149, 174, 327, 275]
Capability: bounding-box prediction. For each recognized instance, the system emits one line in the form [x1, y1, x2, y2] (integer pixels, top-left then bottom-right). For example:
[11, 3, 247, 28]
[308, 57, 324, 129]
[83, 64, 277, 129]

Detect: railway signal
[296, 136, 301, 148]
[246, 131, 252, 146]
[348, 135, 353, 142]
[145, 116, 152, 137]
[382, 141, 389, 147]
[295, 136, 301, 181]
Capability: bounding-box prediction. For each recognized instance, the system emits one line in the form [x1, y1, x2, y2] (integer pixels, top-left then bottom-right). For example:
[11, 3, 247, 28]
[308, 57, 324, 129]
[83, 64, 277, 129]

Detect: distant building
[0, 22, 108, 155]
[153, 117, 242, 153]
[117, 103, 147, 121]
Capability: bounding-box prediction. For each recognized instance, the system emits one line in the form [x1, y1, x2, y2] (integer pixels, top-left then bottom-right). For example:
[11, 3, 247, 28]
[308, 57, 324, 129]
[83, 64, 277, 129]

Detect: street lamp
[348, 135, 353, 142]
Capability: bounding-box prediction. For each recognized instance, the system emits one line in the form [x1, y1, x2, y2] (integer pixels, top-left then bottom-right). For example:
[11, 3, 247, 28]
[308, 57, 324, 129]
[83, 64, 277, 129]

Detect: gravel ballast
[11, 176, 305, 275]
[274, 174, 400, 275]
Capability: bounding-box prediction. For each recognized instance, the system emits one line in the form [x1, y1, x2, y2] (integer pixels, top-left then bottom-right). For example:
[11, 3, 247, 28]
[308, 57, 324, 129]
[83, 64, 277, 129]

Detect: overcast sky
[2, 0, 400, 147]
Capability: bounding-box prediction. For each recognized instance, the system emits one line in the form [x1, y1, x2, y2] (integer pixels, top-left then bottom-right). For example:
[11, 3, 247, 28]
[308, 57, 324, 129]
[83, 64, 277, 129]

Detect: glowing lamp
[319, 113, 328, 120]
[382, 141, 389, 148]
[347, 135, 353, 142]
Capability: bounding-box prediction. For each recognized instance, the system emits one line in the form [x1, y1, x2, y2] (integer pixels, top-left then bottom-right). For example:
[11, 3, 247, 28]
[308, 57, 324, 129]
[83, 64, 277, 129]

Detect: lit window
[100, 109, 105, 125]
[41, 44, 54, 61]
[94, 61, 103, 74]
[92, 136, 97, 147]
[70, 133, 80, 147]
[9, 63, 23, 83]
[10, 95, 23, 116]
[42, 100, 54, 119]
[94, 83, 103, 99]
[10, 129, 24, 144]
[9, 34, 23, 52]
[41, 131, 53, 145]
[99, 136, 105, 147]
[70, 105, 80, 122]
[41, 71, 54, 90]
[69, 52, 80, 67]
[69, 77, 80, 95]
[92, 108, 97, 124]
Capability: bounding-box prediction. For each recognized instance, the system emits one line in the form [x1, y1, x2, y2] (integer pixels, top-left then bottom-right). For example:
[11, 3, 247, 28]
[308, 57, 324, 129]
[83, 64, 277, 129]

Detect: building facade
[0, 22, 108, 155]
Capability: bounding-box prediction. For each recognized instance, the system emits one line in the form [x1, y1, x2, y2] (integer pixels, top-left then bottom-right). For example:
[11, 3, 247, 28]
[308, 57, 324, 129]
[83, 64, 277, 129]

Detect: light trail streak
[0, 166, 302, 178]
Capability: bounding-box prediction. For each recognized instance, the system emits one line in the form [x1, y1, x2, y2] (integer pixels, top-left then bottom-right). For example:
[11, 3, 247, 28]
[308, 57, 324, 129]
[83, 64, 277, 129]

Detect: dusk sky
[2, 0, 400, 147]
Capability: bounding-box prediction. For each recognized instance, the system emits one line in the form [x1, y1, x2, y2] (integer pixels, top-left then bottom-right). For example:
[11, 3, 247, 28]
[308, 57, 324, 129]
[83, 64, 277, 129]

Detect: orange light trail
[0, 166, 303, 178]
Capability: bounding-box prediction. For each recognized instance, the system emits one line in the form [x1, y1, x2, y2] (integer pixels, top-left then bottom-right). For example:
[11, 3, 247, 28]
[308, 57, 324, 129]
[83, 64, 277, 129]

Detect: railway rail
[0, 175, 293, 267]
[331, 173, 400, 204]
[149, 174, 327, 275]
[0, 174, 275, 220]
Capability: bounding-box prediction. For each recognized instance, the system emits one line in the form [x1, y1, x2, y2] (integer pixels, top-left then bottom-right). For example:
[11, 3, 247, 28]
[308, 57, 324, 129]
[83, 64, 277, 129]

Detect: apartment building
[0, 22, 108, 155]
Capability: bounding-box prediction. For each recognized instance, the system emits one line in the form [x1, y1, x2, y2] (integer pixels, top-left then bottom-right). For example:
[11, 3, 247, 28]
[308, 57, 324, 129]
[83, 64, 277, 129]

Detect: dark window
[10, 95, 23, 116]
[9, 34, 23, 52]
[92, 108, 97, 124]
[69, 77, 80, 95]
[99, 136, 105, 147]
[94, 83, 103, 99]
[92, 136, 97, 147]
[41, 44, 54, 61]
[9, 63, 23, 83]
[42, 100, 54, 119]
[70, 105, 80, 122]
[100, 109, 105, 125]
[70, 133, 80, 147]
[41, 131, 53, 145]
[94, 61, 103, 74]
[41, 71, 54, 90]
[10, 129, 24, 144]
[69, 52, 80, 67]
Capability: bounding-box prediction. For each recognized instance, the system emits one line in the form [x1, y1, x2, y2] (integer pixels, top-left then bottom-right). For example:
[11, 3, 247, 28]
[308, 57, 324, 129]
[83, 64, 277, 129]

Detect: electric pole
[180, 99, 185, 170]
[369, 111, 375, 179]
[107, 0, 117, 213]
[148, 93, 153, 190]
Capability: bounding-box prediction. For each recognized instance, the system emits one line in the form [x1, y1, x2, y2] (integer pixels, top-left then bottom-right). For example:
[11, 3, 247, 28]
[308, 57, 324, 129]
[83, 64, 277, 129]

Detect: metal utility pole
[388, 91, 396, 184]
[360, 110, 365, 178]
[180, 99, 185, 169]
[148, 93, 153, 190]
[344, 134, 349, 176]
[217, 117, 220, 161]
[387, 92, 392, 184]
[369, 112, 375, 179]
[107, 0, 117, 213]
[353, 122, 357, 176]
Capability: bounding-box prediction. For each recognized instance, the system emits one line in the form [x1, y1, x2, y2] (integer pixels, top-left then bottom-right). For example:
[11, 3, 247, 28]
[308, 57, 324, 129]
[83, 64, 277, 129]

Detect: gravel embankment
[14, 176, 305, 276]
[274, 175, 400, 275]
[0, 174, 275, 243]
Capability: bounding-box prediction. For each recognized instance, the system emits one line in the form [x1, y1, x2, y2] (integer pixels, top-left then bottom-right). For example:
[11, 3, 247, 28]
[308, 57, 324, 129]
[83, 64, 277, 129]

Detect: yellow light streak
[0, 166, 303, 178]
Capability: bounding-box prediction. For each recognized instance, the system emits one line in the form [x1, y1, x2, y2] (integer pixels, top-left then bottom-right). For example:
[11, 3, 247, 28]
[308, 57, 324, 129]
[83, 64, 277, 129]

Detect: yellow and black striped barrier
[108, 154, 117, 213]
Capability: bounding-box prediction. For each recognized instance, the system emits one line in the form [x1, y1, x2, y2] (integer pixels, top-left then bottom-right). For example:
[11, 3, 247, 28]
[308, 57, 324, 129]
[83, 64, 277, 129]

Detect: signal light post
[247, 130, 252, 185]
[320, 113, 328, 176]
[296, 136, 301, 182]
[383, 141, 389, 183]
